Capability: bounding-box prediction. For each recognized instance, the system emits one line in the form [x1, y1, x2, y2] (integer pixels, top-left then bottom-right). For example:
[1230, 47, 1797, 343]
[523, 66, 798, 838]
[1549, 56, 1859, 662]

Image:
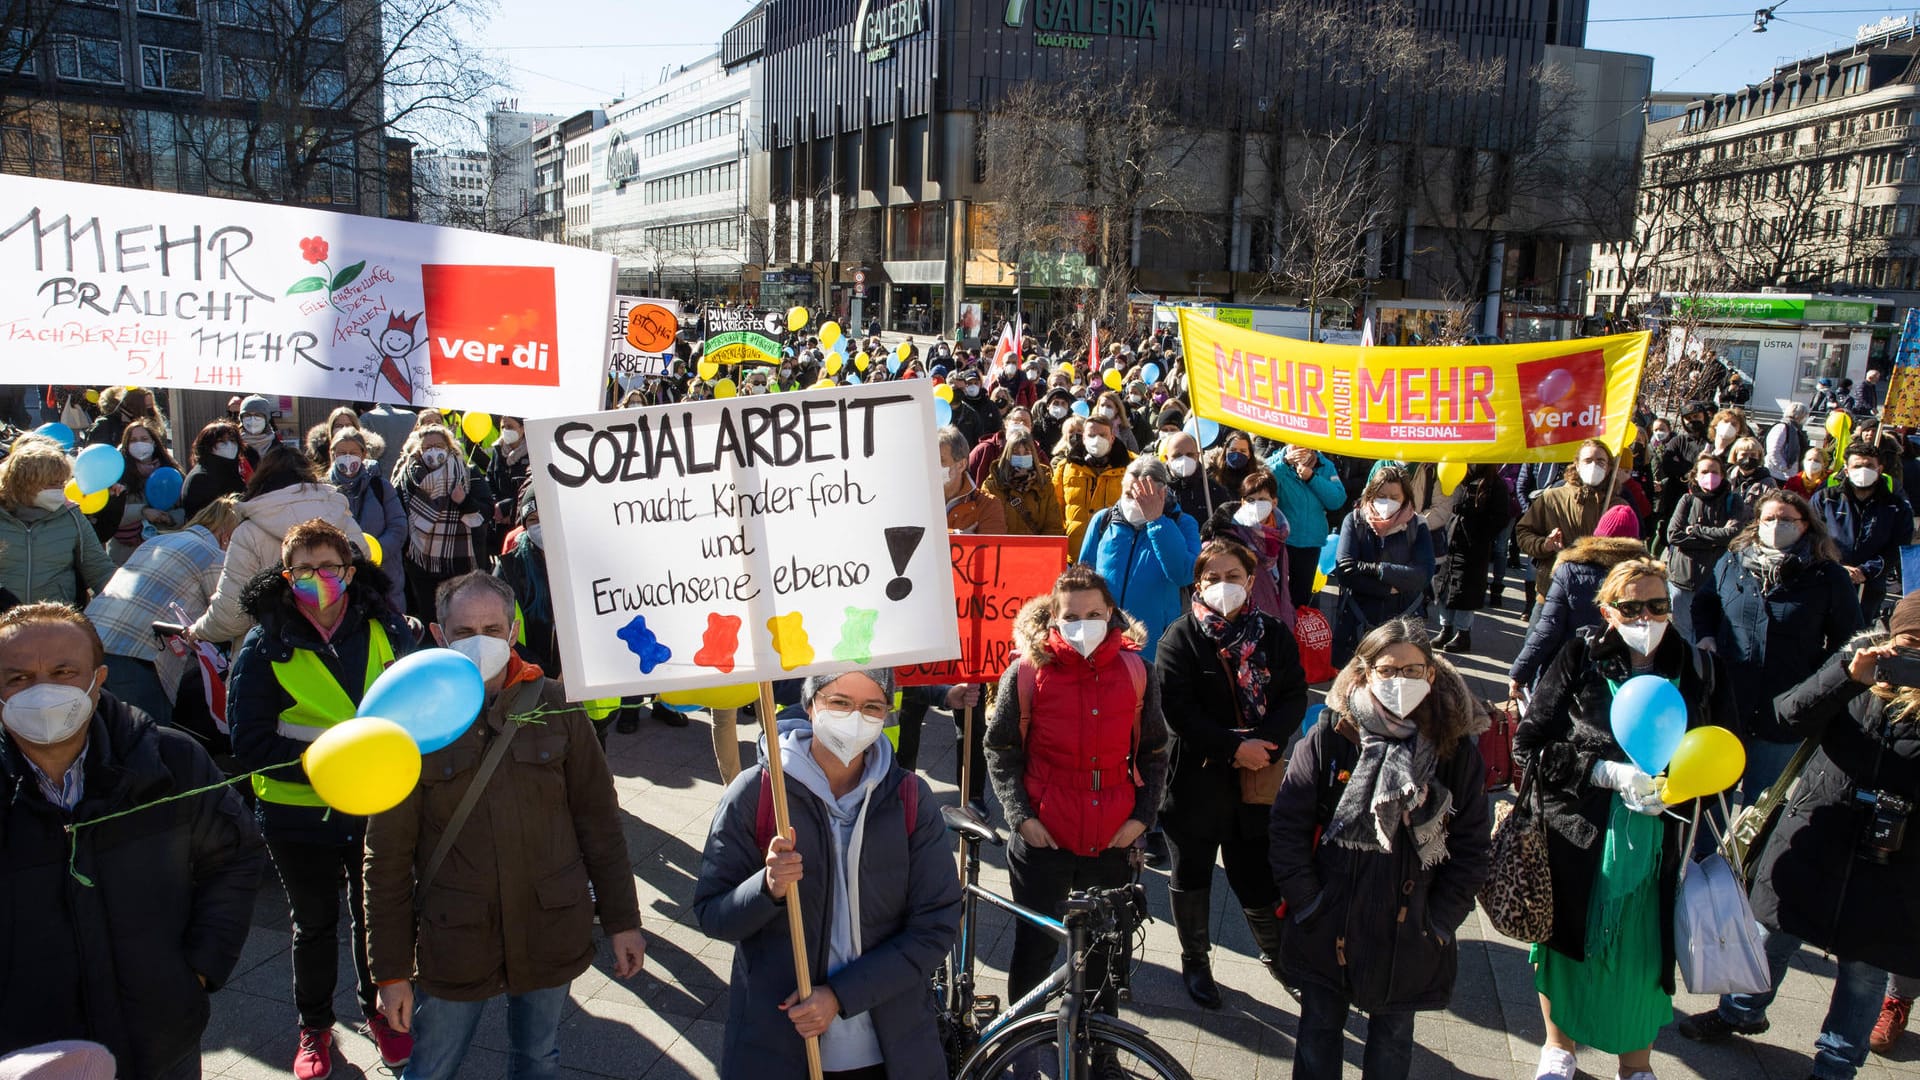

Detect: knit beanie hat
[1890, 591, 1920, 641]
[799, 668, 897, 711]
[1594, 505, 1640, 538]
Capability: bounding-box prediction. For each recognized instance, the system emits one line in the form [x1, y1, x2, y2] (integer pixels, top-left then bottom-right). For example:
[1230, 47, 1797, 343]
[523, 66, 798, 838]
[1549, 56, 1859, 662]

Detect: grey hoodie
[779, 724, 892, 1071]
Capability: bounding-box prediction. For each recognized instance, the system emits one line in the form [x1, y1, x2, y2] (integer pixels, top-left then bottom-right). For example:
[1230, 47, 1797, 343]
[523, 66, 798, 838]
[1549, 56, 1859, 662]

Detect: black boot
[1244, 905, 1299, 1000]
[1433, 626, 1457, 650]
[1523, 580, 1537, 617]
[1487, 581, 1505, 608]
[1168, 887, 1222, 1009]
[1442, 630, 1473, 655]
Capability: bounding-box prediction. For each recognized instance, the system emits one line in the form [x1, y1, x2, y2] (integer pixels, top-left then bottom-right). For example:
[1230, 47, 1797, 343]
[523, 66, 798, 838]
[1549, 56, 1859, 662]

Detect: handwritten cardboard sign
[897, 534, 1071, 686]
[609, 295, 682, 379]
[0, 174, 615, 415]
[525, 381, 961, 698]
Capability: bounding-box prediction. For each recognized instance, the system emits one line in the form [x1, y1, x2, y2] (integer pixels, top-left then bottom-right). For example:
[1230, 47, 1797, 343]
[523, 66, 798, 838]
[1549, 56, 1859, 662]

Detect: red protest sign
[897, 534, 1069, 686]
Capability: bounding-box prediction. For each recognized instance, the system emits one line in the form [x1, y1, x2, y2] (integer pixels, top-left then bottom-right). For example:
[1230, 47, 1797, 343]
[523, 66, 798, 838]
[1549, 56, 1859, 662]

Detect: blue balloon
[33, 422, 75, 451]
[1071, 400, 1091, 417]
[1302, 703, 1327, 735]
[1612, 673, 1688, 775]
[661, 701, 700, 714]
[1317, 533, 1340, 576]
[1143, 362, 1163, 384]
[887, 353, 903, 374]
[144, 466, 183, 511]
[72, 443, 123, 493]
[359, 648, 487, 753]
[934, 398, 952, 425]
[847, 373, 863, 385]
[1182, 416, 1221, 447]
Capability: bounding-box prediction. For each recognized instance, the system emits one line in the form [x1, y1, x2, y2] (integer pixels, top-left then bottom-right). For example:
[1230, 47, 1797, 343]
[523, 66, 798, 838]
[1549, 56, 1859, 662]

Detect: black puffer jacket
[1515, 626, 1737, 983]
[1752, 634, 1920, 976]
[0, 694, 264, 1077]
[1665, 484, 1745, 590]
[1268, 659, 1491, 1013]
[1156, 608, 1308, 842]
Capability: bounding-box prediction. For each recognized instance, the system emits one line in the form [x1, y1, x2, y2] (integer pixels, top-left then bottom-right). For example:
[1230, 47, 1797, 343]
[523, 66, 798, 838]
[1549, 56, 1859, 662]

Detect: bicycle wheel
[960, 1011, 1193, 1080]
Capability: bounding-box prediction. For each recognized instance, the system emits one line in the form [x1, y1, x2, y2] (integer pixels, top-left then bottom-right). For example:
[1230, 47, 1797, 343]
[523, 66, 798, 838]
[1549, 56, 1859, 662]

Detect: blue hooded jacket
[1080, 498, 1203, 660]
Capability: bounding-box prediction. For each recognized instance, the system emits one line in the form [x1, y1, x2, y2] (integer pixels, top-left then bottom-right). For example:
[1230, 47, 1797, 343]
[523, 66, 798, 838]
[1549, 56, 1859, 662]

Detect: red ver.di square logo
[422, 265, 561, 388]
[1516, 349, 1605, 449]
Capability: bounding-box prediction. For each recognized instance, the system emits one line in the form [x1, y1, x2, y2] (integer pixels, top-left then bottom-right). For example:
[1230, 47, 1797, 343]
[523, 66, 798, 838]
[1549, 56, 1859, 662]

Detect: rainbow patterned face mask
[285, 568, 348, 611]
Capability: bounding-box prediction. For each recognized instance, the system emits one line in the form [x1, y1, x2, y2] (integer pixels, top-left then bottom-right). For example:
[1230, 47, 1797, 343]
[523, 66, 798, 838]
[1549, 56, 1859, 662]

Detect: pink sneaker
[365, 1013, 413, 1068]
[293, 1026, 333, 1080]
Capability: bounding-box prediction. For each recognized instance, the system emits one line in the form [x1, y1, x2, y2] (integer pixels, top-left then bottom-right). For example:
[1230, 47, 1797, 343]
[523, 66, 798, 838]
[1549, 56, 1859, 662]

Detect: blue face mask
[1226, 451, 1249, 469]
[1010, 454, 1034, 470]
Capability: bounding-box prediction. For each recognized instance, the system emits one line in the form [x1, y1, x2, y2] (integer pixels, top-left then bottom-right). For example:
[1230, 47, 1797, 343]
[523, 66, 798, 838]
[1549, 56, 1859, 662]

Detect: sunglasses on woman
[1607, 598, 1671, 619]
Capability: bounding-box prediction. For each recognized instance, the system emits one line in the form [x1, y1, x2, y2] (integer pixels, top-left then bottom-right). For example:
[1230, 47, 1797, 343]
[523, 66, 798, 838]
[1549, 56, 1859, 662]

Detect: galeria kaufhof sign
[1005, 0, 1160, 48]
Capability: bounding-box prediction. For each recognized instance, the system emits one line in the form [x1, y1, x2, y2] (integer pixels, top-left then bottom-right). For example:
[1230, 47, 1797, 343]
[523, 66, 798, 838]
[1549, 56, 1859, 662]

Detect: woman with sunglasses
[1517, 558, 1738, 1080]
[1691, 488, 1864, 798]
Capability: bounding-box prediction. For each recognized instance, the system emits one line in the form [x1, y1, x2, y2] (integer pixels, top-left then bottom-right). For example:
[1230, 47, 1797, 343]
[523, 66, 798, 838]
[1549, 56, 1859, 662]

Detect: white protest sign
[609, 295, 682, 381]
[0, 173, 615, 415]
[526, 381, 961, 698]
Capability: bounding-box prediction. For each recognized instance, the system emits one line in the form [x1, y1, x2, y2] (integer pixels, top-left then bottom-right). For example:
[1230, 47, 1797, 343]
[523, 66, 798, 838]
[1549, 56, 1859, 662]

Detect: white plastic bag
[1674, 852, 1771, 996]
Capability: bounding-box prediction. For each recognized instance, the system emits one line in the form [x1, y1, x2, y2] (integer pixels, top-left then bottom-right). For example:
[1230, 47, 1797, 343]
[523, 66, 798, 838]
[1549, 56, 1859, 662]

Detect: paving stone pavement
[201, 582, 1920, 1079]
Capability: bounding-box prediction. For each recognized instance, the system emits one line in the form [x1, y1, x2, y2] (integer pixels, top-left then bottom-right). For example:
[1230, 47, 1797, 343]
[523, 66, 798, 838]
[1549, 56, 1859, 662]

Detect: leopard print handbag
[1478, 764, 1555, 943]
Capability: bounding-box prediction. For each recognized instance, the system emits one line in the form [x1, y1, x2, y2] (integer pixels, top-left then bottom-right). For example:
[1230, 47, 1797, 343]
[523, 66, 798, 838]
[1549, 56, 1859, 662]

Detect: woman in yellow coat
[1053, 414, 1132, 554]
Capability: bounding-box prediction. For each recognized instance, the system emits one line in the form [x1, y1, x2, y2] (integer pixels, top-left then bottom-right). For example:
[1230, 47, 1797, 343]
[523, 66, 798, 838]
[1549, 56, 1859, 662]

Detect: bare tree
[1258, 116, 1393, 339]
[172, 0, 503, 205]
[980, 60, 1210, 333]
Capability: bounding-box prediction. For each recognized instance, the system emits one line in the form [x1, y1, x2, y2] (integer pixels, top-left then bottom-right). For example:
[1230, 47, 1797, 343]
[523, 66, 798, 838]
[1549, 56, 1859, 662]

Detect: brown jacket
[364, 667, 639, 1000]
[947, 482, 1007, 535]
[1514, 480, 1622, 597]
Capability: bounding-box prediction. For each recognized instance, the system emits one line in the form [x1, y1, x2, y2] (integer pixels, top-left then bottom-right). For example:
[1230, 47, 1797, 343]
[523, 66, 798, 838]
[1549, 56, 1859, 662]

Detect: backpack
[1011, 650, 1149, 783]
[753, 765, 920, 851]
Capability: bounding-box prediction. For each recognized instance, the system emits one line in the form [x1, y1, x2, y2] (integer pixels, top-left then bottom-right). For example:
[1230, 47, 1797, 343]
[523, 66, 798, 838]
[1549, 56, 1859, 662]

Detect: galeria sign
[1179, 310, 1648, 464]
[0, 174, 616, 415]
[525, 381, 961, 698]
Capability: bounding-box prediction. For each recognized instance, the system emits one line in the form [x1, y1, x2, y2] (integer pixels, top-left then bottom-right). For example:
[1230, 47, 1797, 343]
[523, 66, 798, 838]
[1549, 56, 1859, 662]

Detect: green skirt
[1531, 798, 1673, 1055]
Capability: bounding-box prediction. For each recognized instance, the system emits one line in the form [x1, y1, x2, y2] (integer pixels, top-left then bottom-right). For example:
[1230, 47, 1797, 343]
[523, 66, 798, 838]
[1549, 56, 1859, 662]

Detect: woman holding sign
[1156, 538, 1308, 1008]
[985, 566, 1171, 1033]
[1517, 558, 1735, 1080]
[693, 668, 960, 1080]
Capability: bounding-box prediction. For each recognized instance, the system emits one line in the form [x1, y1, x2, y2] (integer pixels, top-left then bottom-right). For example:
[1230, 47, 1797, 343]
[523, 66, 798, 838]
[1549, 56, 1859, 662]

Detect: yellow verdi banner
[1178, 311, 1649, 464]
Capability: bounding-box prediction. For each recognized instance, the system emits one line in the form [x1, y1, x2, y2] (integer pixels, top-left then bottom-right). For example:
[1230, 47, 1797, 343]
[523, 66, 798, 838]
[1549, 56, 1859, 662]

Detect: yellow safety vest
[881, 689, 907, 749]
[253, 620, 395, 807]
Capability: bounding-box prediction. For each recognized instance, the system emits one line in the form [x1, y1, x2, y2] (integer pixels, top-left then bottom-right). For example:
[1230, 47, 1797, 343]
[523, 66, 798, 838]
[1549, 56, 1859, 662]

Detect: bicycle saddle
[942, 805, 1005, 847]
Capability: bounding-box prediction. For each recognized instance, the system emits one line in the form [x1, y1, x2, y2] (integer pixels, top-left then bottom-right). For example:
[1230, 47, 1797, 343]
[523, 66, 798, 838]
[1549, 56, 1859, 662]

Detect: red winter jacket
[984, 598, 1172, 859]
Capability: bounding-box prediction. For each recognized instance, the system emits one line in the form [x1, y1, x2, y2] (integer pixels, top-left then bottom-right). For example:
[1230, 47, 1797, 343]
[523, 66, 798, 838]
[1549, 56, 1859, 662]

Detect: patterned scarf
[400, 456, 473, 574]
[1192, 599, 1268, 723]
[1326, 685, 1453, 869]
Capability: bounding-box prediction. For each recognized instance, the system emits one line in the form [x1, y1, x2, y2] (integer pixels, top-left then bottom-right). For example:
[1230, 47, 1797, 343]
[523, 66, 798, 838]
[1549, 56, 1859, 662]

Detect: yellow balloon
[826, 351, 844, 375]
[303, 717, 422, 816]
[1659, 725, 1746, 805]
[1103, 369, 1123, 391]
[1312, 569, 1328, 593]
[1624, 421, 1639, 447]
[896, 341, 912, 362]
[1827, 409, 1853, 447]
[361, 535, 383, 567]
[714, 378, 738, 399]
[659, 683, 760, 711]
[84, 389, 100, 404]
[787, 306, 809, 332]
[1435, 461, 1468, 497]
[65, 480, 108, 515]
[855, 352, 871, 371]
[812, 377, 837, 389]
[934, 383, 954, 403]
[461, 411, 493, 444]
[698, 359, 720, 380]
[1060, 363, 1075, 380]
[820, 321, 843, 349]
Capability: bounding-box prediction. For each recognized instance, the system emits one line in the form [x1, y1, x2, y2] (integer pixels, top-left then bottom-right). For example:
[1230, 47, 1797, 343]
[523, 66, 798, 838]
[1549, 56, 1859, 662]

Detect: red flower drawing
[298, 236, 330, 264]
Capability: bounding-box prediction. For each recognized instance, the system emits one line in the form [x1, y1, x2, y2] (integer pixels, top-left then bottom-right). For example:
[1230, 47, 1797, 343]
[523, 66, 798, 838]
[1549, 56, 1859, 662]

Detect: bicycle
[932, 806, 1193, 1080]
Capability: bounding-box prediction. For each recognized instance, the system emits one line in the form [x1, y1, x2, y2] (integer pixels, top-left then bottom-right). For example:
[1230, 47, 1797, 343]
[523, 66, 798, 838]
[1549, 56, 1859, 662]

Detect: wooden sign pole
[757, 680, 824, 1080]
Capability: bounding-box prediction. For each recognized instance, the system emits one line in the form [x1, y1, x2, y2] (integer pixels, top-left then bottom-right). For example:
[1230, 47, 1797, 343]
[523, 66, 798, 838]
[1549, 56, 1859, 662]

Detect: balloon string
[63, 761, 300, 887]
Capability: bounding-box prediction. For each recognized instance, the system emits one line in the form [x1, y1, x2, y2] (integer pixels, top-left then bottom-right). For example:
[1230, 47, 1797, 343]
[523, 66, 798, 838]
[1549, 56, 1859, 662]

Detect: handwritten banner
[898, 534, 1070, 686]
[0, 174, 616, 415]
[1179, 311, 1648, 464]
[609, 295, 682, 380]
[525, 381, 961, 698]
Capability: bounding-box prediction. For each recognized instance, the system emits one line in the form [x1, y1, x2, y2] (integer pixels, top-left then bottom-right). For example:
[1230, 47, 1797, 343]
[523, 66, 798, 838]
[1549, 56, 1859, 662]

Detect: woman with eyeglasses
[227, 517, 417, 1075]
[1691, 488, 1864, 797]
[693, 666, 961, 1080]
[1332, 466, 1435, 664]
[1517, 558, 1737, 1080]
[1269, 617, 1491, 1080]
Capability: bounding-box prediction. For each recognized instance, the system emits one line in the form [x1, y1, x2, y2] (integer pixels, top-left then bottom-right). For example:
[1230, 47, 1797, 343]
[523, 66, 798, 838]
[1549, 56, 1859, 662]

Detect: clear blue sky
[476, 2, 1919, 117]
